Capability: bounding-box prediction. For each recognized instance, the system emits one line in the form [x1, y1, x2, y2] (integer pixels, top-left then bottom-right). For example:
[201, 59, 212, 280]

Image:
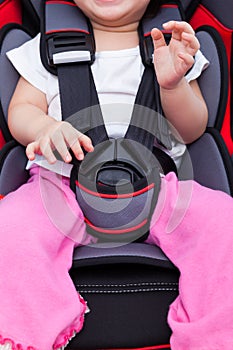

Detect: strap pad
[41, 0, 95, 74]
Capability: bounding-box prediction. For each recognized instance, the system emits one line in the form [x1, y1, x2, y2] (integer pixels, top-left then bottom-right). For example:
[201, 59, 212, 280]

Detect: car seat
[0, 0, 39, 149]
[189, 0, 233, 157]
[0, 0, 233, 349]
[0, 0, 21, 149]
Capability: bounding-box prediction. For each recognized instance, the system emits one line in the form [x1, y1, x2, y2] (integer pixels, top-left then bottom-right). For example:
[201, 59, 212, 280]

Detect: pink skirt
[0, 166, 94, 349]
[1, 166, 233, 349]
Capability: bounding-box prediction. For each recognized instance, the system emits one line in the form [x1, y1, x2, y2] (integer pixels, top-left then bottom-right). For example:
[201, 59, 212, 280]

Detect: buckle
[47, 32, 95, 66]
[142, 35, 154, 66]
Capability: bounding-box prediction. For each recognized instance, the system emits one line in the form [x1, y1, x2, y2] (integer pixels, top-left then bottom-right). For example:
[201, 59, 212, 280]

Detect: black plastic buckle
[47, 31, 95, 67]
[142, 35, 154, 66]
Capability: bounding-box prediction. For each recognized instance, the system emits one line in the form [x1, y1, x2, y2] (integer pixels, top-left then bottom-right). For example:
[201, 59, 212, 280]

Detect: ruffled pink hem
[53, 294, 87, 350]
[0, 295, 87, 350]
[0, 336, 36, 350]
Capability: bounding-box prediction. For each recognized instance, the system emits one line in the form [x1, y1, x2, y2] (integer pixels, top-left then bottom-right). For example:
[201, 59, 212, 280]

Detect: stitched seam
[75, 282, 178, 288]
[76, 287, 178, 293]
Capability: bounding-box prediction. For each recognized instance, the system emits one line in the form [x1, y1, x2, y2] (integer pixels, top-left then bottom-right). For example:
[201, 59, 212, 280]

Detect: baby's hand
[151, 21, 200, 89]
[26, 120, 94, 164]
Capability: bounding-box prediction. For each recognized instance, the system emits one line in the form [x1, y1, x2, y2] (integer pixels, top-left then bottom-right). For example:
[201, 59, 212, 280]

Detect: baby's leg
[147, 172, 233, 350]
[0, 167, 93, 349]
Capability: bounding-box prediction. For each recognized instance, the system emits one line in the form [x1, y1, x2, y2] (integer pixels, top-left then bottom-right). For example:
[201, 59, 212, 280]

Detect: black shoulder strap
[41, 0, 108, 146]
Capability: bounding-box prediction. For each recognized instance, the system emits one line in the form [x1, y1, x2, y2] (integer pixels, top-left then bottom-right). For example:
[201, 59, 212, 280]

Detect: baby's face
[73, 0, 151, 29]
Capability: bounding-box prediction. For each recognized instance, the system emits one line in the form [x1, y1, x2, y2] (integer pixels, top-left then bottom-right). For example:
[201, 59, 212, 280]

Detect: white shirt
[7, 34, 209, 177]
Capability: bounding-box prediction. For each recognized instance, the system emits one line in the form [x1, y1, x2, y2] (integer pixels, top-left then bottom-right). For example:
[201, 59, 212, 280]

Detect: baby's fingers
[26, 141, 38, 161]
[78, 133, 94, 152]
[182, 31, 200, 54]
[163, 21, 195, 41]
[178, 52, 195, 70]
[151, 28, 166, 49]
[26, 140, 56, 164]
[51, 130, 72, 163]
[69, 132, 94, 161]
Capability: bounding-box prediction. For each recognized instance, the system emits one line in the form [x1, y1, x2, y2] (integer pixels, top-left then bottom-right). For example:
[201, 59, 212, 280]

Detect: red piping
[46, 28, 90, 35]
[76, 181, 154, 199]
[85, 218, 148, 234]
[46, 0, 76, 6]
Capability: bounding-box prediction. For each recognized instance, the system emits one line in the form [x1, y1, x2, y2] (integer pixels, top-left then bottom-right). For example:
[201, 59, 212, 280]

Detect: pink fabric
[0, 166, 93, 349]
[147, 172, 233, 349]
[1, 167, 233, 349]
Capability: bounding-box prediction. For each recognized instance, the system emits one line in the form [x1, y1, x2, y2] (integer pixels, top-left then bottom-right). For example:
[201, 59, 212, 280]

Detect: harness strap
[56, 63, 109, 146]
[126, 64, 172, 151]
[41, 0, 183, 173]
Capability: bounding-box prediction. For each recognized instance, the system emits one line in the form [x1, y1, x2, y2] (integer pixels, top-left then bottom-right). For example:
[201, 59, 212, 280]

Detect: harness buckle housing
[47, 32, 95, 66]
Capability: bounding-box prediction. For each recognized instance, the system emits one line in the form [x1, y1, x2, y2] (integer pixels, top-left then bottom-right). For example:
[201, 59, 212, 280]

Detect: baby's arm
[151, 21, 208, 144]
[8, 77, 94, 163]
